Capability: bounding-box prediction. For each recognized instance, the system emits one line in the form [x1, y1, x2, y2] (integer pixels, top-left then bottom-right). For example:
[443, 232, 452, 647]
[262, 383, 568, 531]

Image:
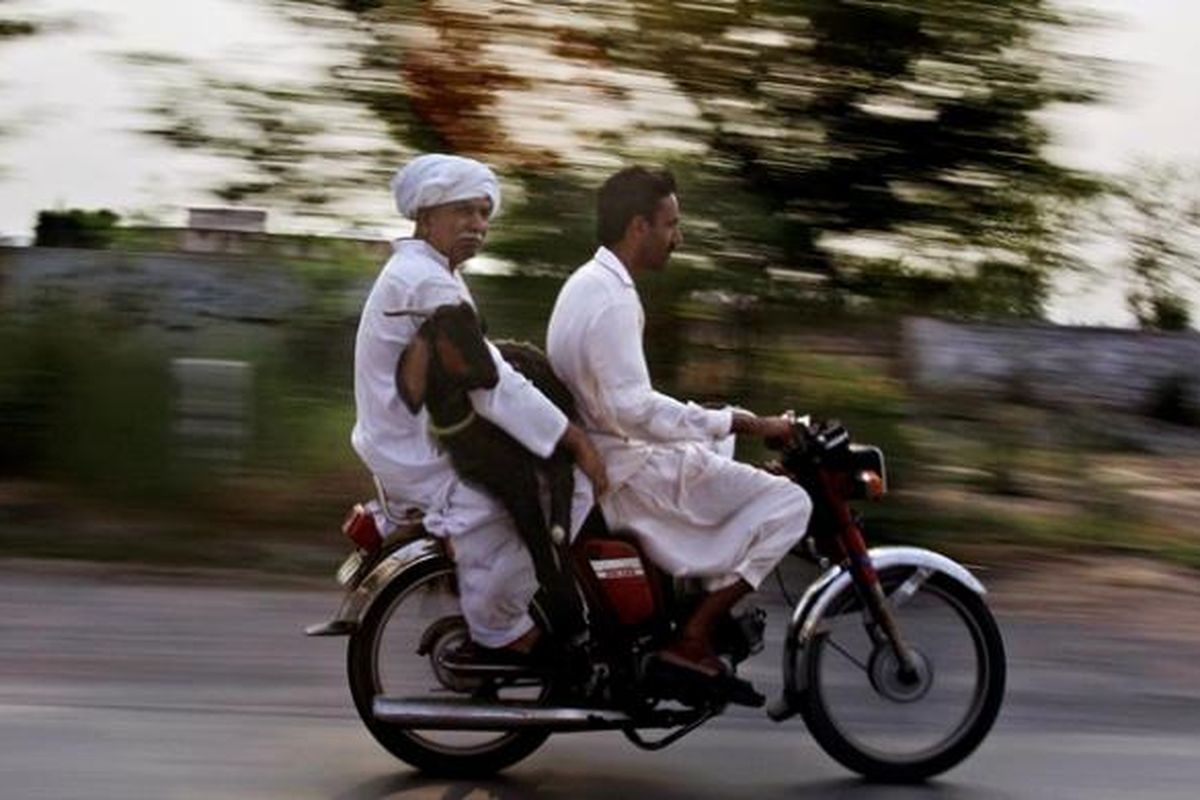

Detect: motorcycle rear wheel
[347, 556, 552, 776]
[798, 568, 1006, 782]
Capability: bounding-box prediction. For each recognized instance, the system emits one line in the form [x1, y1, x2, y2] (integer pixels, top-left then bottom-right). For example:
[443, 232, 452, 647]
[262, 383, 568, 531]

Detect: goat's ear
[396, 334, 430, 414]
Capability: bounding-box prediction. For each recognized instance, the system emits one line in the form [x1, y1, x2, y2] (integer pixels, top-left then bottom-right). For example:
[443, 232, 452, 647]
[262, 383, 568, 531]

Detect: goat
[388, 301, 584, 636]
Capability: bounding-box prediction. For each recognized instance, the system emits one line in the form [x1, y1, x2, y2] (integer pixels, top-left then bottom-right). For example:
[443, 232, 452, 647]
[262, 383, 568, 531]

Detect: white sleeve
[469, 340, 568, 459]
[588, 299, 731, 442]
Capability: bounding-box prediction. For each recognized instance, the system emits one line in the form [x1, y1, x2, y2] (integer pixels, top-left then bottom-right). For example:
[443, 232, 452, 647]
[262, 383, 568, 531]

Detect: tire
[347, 556, 552, 776]
[797, 568, 1006, 782]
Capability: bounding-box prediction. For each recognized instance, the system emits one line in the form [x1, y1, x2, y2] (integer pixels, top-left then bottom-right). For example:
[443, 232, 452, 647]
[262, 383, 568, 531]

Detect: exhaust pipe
[372, 697, 687, 731]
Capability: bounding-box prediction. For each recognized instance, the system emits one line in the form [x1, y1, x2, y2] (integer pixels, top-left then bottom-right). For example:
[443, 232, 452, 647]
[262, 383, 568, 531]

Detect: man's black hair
[596, 167, 677, 247]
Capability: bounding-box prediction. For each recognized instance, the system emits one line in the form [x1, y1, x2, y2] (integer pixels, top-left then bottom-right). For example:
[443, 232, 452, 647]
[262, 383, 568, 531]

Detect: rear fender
[770, 546, 985, 716]
[305, 537, 447, 636]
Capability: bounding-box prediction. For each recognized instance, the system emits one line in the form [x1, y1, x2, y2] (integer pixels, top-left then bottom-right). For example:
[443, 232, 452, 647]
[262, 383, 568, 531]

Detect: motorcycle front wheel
[797, 567, 1006, 782]
[347, 556, 553, 776]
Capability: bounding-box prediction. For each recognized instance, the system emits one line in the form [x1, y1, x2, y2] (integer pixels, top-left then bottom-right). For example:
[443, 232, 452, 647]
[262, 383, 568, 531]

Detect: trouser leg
[713, 477, 811, 591]
[451, 516, 538, 649]
[601, 445, 811, 592]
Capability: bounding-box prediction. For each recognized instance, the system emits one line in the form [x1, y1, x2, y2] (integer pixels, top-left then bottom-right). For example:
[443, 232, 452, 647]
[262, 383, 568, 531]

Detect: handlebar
[768, 414, 888, 500]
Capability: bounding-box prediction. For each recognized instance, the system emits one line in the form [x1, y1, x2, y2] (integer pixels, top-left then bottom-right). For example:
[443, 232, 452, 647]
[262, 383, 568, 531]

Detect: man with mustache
[547, 166, 812, 697]
[352, 154, 607, 663]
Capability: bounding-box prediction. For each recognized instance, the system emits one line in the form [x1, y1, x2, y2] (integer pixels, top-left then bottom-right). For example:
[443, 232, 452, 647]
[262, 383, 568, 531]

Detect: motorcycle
[307, 416, 1006, 782]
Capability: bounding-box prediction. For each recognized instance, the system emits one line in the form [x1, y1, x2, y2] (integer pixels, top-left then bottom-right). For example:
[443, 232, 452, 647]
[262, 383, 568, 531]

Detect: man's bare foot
[650, 637, 766, 708]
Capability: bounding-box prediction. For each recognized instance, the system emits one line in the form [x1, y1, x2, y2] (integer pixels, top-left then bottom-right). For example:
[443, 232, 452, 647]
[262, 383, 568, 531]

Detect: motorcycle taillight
[342, 503, 382, 552]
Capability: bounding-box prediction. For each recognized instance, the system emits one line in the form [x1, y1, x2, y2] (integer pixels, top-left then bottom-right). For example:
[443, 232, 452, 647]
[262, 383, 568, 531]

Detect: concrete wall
[0, 246, 310, 331]
[904, 317, 1200, 412]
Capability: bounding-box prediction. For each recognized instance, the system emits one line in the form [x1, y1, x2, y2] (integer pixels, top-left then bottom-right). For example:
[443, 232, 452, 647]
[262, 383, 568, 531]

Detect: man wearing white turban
[390, 153, 502, 221]
[352, 154, 607, 659]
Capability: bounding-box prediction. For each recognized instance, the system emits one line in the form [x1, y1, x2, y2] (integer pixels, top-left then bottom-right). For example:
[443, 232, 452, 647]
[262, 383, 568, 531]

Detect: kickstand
[621, 709, 718, 751]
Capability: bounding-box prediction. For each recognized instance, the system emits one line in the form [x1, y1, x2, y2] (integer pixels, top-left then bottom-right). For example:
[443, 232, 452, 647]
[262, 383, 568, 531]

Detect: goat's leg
[543, 455, 583, 618]
[546, 448, 575, 547]
[502, 469, 585, 638]
[544, 450, 580, 626]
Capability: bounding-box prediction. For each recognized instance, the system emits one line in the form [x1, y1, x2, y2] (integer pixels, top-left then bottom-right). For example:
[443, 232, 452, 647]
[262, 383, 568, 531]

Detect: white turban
[390, 154, 501, 220]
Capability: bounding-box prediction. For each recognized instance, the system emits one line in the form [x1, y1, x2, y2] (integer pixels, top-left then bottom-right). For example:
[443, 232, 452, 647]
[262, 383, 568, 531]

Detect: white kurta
[352, 238, 591, 646]
[547, 247, 810, 590]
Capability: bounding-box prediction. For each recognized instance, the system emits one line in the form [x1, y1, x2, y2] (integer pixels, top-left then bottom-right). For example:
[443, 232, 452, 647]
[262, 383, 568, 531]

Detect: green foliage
[0, 307, 175, 499]
[0, 288, 361, 514]
[968, 262, 1049, 319]
[34, 209, 120, 249]
[838, 260, 1047, 319]
[754, 348, 912, 464]
[487, 171, 597, 274]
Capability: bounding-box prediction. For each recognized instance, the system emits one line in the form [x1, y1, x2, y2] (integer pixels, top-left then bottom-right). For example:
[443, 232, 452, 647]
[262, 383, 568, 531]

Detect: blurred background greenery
[2, 0, 1199, 574]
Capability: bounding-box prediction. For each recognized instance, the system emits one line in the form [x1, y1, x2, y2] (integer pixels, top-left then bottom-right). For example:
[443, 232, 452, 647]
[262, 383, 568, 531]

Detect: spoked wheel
[798, 567, 1006, 782]
[347, 557, 553, 776]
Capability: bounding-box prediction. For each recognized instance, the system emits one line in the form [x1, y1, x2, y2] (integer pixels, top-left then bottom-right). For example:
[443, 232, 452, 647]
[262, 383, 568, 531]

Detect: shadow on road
[332, 771, 1013, 800]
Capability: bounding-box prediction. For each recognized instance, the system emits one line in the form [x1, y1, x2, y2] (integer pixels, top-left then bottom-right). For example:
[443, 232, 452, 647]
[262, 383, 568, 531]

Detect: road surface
[1, 556, 1198, 799]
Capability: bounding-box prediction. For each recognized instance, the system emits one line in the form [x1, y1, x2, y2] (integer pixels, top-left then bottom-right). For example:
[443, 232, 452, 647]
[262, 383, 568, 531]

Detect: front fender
[769, 546, 986, 719]
[305, 537, 446, 636]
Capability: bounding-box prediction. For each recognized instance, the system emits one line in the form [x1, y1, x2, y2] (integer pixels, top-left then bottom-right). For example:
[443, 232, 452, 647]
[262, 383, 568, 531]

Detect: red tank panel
[581, 538, 658, 627]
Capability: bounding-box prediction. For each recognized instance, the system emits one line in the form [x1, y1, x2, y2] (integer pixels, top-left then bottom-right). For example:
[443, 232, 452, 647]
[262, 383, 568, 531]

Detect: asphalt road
[2, 557, 1198, 800]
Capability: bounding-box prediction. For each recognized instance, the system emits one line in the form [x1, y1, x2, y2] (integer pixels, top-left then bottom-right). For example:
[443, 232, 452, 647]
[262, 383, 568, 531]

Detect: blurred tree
[607, 0, 1103, 286]
[0, 19, 37, 39]
[311, 0, 1108, 303]
[1106, 161, 1199, 331]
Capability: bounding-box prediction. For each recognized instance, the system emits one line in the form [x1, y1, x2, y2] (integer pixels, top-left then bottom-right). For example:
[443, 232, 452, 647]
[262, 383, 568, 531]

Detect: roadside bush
[34, 209, 120, 249]
[0, 307, 175, 498]
[1148, 294, 1192, 332]
[1145, 373, 1200, 427]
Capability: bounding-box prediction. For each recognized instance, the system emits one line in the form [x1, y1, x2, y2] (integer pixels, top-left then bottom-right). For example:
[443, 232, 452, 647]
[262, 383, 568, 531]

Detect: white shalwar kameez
[547, 246, 810, 591]
[352, 238, 592, 647]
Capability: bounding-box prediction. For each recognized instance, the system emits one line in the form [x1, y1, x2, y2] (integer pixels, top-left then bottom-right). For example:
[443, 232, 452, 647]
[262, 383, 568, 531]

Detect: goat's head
[392, 302, 498, 414]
